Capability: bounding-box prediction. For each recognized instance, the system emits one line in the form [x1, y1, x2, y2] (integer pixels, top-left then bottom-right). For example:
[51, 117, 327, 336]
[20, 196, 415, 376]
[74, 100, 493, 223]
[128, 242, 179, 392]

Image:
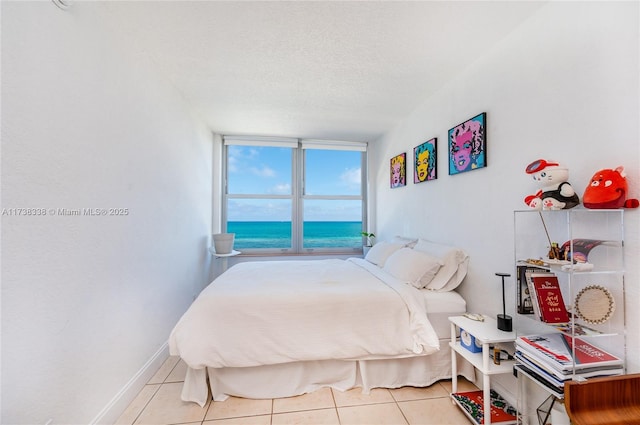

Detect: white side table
[208, 248, 240, 272]
[449, 315, 516, 425]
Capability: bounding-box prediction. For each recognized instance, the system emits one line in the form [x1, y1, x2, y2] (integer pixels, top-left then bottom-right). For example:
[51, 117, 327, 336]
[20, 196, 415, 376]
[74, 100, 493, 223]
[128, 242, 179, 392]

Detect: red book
[531, 274, 569, 323]
[451, 390, 517, 424]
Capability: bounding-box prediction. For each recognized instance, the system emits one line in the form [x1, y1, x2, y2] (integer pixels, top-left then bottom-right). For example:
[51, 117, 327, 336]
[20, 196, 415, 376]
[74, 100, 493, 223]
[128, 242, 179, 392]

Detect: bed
[169, 238, 475, 405]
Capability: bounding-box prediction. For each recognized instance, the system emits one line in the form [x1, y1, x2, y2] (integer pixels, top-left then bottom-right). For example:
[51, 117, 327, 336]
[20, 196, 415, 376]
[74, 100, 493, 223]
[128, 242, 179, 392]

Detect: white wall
[1, 2, 212, 424]
[372, 0, 639, 405]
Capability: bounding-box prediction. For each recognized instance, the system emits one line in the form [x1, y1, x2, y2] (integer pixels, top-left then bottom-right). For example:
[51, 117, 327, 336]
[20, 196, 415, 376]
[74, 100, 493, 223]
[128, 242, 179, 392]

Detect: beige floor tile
[438, 377, 479, 393]
[204, 415, 271, 425]
[165, 359, 188, 383]
[389, 384, 448, 402]
[332, 387, 394, 407]
[114, 384, 161, 425]
[272, 408, 340, 425]
[273, 387, 335, 413]
[398, 398, 470, 425]
[147, 356, 180, 384]
[337, 403, 408, 425]
[134, 382, 208, 425]
[205, 396, 272, 421]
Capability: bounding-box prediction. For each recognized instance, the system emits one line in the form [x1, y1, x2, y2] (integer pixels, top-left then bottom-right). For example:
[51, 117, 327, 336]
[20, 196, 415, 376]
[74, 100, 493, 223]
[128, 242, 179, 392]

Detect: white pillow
[383, 248, 443, 288]
[391, 235, 419, 248]
[364, 241, 404, 267]
[413, 239, 469, 291]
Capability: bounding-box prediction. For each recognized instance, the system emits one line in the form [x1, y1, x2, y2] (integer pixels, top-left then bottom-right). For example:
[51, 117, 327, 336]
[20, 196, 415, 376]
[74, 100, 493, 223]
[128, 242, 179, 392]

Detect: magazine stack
[515, 333, 624, 398]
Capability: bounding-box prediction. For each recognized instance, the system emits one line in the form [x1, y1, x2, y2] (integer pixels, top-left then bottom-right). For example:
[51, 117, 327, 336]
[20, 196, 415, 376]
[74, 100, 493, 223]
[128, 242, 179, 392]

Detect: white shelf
[450, 316, 516, 345]
[208, 248, 241, 257]
[450, 342, 514, 375]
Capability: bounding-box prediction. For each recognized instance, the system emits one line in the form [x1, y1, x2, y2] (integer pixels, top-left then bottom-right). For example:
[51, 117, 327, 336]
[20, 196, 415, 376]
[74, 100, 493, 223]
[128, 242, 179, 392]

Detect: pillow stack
[363, 241, 405, 267]
[383, 248, 443, 289]
[413, 239, 469, 291]
[364, 237, 469, 292]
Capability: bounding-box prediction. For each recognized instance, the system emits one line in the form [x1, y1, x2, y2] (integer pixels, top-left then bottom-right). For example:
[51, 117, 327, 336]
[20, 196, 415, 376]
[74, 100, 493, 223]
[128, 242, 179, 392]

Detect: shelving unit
[512, 209, 626, 424]
[449, 315, 517, 425]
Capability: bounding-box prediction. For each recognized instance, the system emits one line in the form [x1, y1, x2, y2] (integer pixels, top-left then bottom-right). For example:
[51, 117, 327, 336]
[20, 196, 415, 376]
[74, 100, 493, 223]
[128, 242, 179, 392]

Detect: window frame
[222, 136, 368, 255]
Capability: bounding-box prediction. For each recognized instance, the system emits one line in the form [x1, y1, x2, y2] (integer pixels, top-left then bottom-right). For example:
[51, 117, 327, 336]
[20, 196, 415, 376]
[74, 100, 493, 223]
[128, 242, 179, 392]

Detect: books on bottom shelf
[515, 333, 623, 396]
[515, 350, 623, 382]
[515, 352, 623, 395]
[451, 390, 517, 425]
[514, 363, 565, 399]
[516, 333, 623, 371]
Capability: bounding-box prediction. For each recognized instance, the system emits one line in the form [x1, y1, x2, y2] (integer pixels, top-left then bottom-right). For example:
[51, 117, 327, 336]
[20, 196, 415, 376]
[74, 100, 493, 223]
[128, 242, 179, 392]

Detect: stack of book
[451, 390, 517, 424]
[520, 270, 571, 323]
[515, 333, 624, 398]
[516, 265, 536, 315]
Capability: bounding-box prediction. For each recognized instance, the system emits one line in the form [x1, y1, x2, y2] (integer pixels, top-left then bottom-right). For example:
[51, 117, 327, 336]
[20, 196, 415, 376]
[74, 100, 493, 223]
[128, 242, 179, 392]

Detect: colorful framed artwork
[390, 152, 406, 188]
[414, 138, 437, 183]
[448, 112, 486, 175]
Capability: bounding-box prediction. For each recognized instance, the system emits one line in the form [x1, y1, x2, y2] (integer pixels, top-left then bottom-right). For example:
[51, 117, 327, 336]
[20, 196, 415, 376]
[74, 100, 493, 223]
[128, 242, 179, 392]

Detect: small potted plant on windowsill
[361, 232, 376, 255]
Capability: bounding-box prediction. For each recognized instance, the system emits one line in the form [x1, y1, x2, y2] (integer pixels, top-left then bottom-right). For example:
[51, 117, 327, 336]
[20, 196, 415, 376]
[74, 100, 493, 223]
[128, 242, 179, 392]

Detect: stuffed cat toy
[524, 159, 580, 210]
[583, 166, 639, 209]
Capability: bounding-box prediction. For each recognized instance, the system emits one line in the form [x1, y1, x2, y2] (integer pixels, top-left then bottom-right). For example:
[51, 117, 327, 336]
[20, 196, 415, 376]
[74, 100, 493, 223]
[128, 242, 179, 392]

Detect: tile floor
[115, 356, 479, 425]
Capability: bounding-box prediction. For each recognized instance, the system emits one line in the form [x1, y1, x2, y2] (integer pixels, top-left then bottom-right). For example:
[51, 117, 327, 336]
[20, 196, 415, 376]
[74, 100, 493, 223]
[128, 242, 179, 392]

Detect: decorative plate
[574, 285, 615, 324]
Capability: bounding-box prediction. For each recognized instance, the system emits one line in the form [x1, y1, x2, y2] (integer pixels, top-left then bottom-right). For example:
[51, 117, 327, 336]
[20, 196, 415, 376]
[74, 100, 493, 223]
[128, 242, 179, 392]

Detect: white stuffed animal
[524, 159, 580, 210]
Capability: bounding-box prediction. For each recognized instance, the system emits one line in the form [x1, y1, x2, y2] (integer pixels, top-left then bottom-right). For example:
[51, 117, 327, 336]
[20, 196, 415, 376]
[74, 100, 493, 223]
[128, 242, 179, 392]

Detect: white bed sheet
[172, 258, 470, 405]
[169, 258, 440, 370]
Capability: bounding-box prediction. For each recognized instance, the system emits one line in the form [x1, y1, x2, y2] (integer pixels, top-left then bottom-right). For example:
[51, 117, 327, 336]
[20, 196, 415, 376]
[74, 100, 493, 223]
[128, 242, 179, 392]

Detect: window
[223, 136, 367, 254]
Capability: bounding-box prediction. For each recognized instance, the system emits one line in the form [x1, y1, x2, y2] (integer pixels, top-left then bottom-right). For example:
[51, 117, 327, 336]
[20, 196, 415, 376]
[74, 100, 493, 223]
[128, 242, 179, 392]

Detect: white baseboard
[89, 342, 170, 425]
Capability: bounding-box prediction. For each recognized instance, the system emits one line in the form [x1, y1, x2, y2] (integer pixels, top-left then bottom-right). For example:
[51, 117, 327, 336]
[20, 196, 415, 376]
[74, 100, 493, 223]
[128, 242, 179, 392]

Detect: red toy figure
[583, 166, 639, 209]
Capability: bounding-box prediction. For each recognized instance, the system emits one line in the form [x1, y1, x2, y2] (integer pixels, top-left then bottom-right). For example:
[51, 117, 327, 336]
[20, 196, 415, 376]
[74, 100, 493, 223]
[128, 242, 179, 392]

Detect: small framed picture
[448, 112, 486, 175]
[390, 152, 406, 188]
[414, 138, 437, 183]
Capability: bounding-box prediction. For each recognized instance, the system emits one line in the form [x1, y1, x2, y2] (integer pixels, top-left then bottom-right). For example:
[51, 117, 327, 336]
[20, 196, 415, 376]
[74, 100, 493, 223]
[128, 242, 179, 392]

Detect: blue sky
[227, 146, 362, 221]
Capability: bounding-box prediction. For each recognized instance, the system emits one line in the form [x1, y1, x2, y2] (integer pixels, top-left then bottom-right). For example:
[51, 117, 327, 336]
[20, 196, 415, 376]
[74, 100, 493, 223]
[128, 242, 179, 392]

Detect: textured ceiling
[103, 1, 545, 142]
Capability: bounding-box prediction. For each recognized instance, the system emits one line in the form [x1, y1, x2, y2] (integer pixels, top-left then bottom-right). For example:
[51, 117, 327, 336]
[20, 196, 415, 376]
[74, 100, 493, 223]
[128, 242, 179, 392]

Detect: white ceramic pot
[212, 233, 235, 254]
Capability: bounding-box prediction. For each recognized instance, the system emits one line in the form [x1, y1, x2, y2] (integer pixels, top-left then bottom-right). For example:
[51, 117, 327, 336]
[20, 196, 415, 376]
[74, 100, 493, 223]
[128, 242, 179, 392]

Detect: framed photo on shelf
[448, 112, 486, 175]
[390, 152, 406, 188]
[414, 138, 437, 183]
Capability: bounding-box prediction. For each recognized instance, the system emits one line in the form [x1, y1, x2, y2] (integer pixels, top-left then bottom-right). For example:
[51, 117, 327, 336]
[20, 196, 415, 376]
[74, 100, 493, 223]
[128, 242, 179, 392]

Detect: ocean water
[228, 221, 363, 249]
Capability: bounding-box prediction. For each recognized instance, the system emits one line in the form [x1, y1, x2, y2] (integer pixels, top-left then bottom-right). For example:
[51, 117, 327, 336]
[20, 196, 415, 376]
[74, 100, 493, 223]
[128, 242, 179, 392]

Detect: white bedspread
[169, 258, 440, 370]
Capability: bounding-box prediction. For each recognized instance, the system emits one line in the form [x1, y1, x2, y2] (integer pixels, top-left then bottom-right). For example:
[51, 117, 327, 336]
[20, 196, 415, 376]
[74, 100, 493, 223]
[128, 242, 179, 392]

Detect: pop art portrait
[448, 112, 486, 175]
[414, 138, 437, 183]
[390, 153, 406, 188]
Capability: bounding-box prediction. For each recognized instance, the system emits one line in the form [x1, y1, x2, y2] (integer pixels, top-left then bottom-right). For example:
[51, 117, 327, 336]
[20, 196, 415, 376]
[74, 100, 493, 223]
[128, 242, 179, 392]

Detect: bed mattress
[423, 290, 466, 338]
